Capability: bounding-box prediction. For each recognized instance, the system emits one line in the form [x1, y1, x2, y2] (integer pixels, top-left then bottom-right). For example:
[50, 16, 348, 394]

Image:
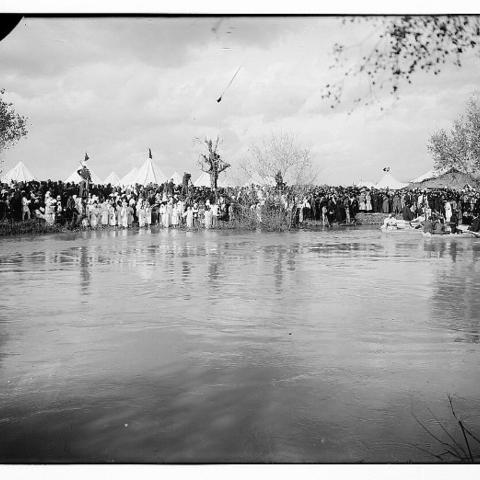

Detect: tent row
[356, 172, 408, 190]
[357, 167, 480, 190]
[0, 159, 237, 188]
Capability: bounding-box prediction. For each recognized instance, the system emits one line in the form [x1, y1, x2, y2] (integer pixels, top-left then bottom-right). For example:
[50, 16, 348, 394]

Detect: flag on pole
[85, 152, 90, 162]
[149, 148, 152, 159]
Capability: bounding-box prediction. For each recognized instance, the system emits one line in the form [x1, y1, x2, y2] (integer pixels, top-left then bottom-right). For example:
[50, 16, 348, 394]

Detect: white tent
[65, 166, 103, 185]
[170, 171, 182, 185]
[356, 180, 376, 189]
[217, 172, 237, 188]
[118, 167, 138, 186]
[104, 171, 121, 186]
[409, 167, 450, 184]
[193, 171, 211, 187]
[1, 161, 38, 183]
[375, 172, 408, 190]
[243, 172, 268, 187]
[130, 158, 169, 186]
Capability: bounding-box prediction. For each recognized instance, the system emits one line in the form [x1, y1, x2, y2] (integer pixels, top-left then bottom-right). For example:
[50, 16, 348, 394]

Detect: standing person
[165, 200, 173, 228]
[159, 203, 166, 228]
[382, 192, 390, 213]
[145, 201, 152, 227]
[108, 200, 117, 227]
[343, 196, 351, 225]
[101, 199, 109, 227]
[127, 200, 135, 227]
[449, 211, 459, 234]
[116, 200, 122, 227]
[444, 198, 452, 223]
[171, 202, 179, 228]
[88, 199, 97, 229]
[21, 191, 31, 220]
[183, 205, 194, 229]
[55, 195, 64, 224]
[192, 202, 199, 228]
[44, 191, 56, 225]
[138, 200, 146, 228]
[321, 204, 330, 227]
[211, 201, 219, 228]
[359, 192, 366, 213]
[204, 206, 212, 229]
[365, 190, 372, 212]
[120, 200, 129, 229]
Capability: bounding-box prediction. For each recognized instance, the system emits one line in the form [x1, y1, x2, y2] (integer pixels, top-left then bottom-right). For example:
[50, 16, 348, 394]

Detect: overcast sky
[1, 13, 480, 185]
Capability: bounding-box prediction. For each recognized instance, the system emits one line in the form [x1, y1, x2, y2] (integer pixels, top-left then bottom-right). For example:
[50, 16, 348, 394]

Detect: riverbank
[0, 212, 396, 237]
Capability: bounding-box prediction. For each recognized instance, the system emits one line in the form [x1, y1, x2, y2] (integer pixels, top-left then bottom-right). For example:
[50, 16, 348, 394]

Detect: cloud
[2, 15, 480, 185]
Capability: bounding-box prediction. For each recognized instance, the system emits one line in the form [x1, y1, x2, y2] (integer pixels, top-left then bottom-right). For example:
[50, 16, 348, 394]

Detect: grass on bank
[0, 205, 300, 236]
[411, 394, 480, 462]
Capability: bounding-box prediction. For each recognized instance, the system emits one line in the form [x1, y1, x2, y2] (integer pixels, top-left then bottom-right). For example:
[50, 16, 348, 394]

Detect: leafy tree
[241, 130, 319, 187]
[0, 88, 28, 173]
[427, 95, 480, 174]
[194, 135, 231, 190]
[323, 15, 480, 109]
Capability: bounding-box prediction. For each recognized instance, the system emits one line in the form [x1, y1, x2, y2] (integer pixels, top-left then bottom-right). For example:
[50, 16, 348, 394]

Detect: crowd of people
[1, 174, 480, 231]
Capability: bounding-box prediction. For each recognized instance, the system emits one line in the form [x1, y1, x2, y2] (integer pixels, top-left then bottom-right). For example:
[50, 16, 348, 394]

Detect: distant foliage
[0, 88, 28, 166]
[322, 16, 480, 109]
[0, 88, 28, 173]
[427, 95, 480, 174]
[242, 130, 319, 187]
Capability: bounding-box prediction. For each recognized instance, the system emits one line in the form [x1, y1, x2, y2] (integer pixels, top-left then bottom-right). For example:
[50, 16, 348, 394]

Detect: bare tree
[322, 15, 480, 110]
[241, 130, 319, 187]
[194, 136, 231, 190]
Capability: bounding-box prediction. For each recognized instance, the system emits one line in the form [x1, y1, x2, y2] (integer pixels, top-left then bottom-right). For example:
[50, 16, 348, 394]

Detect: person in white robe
[120, 201, 129, 229]
[159, 203, 166, 228]
[171, 202, 179, 228]
[101, 201, 109, 226]
[183, 206, 194, 229]
[145, 202, 152, 227]
[204, 207, 212, 229]
[138, 201, 146, 228]
[108, 201, 117, 227]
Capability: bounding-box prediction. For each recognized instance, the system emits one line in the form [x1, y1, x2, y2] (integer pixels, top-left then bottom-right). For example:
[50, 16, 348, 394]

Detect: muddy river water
[1, 226, 479, 463]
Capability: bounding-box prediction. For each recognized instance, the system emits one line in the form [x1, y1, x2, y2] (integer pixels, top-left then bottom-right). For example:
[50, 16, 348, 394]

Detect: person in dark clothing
[402, 203, 414, 221]
[449, 211, 459, 234]
[469, 214, 480, 232]
[421, 217, 433, 234]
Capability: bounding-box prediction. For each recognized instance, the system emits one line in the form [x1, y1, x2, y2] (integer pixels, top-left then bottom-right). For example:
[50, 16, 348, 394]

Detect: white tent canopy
[193, 171, 211, 187]
[409, 167, 450, 184]
[65, 166, 103, 185]
[1, 161, 38, 183]
[217, 172, 237, 188]
[118, 167, 138, 186]
[243, 172, 270, 187]
[170, 171, 182, 185]
[130, 158, 169, 186]
[356, 180, 376, 189]
[375, 172, 408, 190]
[104, 171, 121, 186]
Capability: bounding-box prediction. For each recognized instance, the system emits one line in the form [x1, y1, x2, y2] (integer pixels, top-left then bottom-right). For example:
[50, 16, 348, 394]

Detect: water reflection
[80, 246, 91, 296]
[1, 227, 480, 463]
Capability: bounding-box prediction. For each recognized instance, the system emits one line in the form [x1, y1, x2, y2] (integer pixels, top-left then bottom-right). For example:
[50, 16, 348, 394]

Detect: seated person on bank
[383, 213, 397, 229]
[469, 214, 480, 232]
[432, 215, 445, 234]
[421, 216, 433, 234]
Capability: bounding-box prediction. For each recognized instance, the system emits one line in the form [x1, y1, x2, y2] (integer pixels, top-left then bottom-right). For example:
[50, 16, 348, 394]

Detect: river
[1, 226, 480, 463]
